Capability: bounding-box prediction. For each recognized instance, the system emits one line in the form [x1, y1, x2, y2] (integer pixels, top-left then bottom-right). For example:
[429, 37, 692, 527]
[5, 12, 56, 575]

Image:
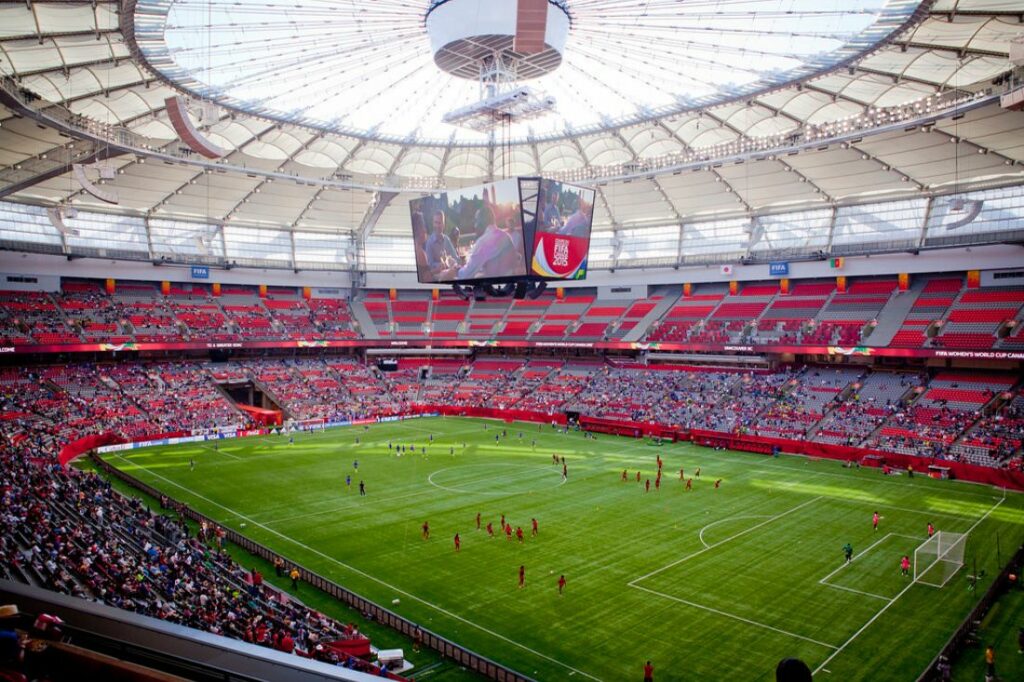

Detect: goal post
[914, 531, 966, 588]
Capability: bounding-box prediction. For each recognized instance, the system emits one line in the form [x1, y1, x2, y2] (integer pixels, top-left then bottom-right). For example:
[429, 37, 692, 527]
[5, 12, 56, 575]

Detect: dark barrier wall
[687, 430, 1024, 491]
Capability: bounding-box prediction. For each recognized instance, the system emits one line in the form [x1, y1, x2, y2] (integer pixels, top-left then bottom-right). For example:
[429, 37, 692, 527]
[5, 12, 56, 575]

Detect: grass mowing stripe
[111, 452, 605, 682]
[628, 495, 823, 585]
[629, 583, 840, 651]
[260, 487, 441, 525]
[812, 494, 1007, 676]
[108, 418, 1024, 680]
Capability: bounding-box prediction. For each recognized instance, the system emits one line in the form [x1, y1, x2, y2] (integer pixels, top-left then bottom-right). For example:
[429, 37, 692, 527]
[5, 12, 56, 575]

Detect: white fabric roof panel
[0, 0, 1021, 264]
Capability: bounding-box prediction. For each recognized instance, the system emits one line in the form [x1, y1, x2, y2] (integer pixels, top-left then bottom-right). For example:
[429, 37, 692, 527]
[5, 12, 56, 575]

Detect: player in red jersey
[679, 467, 685, 480]
[927, 522, 935, 538]
[518, 564, 525, 588]
[685, 478, 693, 491]
[656, 455, 662, 470]
[454, 533, 460, 552]
[476, 512, 481, 530]
[645, 478, 651, 493]
[516, 526, 524, 542]
[873, 511, 880, 531]
[421, 521, 429, 540]
[655, 477, 661, 491]
[643, 660, 654, 682]
[636, 471, 641, 482]
[531, 518, 538, 536]
[486, 522, 494, 537]
[557, 574, 566, 595]
[900, 555, 911, 576]
[622, 469, 628, 481]
[500, 513, 505, 529]
[505, 524, 513, 541]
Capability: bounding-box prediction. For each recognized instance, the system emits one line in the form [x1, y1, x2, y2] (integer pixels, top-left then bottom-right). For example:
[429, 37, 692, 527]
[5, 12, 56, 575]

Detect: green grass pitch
[101, 417, 1024, 681]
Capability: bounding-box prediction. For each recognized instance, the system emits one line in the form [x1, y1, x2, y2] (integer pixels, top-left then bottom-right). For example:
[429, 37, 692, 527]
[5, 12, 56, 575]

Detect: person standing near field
[486, 522, 494, 537]
[453, 533, 460, 552]
[476, 512, 481, 530]
[531, 518, 538, 536]
[900, 555, 911, 576]
[558, 574, 566, 595]
[422, 521, 430, 540]
[518, 564, 525, 588]
[358, 480, 366, 496]
[927, 522, 935, 538]
[873, 511, 880, 531]
[643, 660, 654, 682]
[843, 543, 853, 564]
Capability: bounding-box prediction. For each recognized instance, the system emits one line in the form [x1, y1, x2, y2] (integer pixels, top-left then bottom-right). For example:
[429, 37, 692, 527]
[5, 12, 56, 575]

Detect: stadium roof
[0, 0, 1022, 266]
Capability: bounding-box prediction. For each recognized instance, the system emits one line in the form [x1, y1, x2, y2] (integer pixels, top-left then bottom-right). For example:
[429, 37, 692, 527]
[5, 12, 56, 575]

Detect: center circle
[428, 463, 565, 495]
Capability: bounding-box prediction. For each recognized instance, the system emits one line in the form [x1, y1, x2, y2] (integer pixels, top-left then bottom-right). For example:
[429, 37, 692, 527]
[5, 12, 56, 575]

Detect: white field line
[817, 532, 920, 586]
[819, 583, 890, 601]
[196, 443, 242, 460]
[112, 454, 603, 682]
[813, 495, 1006, 676]
[630, 583, 838, 651]
[817, 532, 920, 602]
[628, 496, 823, 586]
[697, 515, 772, 549]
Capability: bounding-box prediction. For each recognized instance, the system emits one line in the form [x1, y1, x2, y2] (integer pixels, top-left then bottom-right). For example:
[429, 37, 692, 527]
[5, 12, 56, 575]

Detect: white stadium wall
[3, 244, 1022, 293]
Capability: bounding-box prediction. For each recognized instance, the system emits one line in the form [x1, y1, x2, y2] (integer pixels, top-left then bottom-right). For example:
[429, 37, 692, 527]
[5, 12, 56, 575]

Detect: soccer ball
[392, 598, 400, 605]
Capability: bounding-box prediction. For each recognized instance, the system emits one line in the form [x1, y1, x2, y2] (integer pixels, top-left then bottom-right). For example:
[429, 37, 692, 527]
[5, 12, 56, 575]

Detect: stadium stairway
[621, 290, 680, 342]
[865, 279, 927, 347]
[856, 380, 925, 446]
[348, 299, 381, 339]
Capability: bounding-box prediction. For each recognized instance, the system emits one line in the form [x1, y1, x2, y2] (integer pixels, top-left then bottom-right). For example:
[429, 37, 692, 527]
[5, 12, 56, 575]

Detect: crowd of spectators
[0, 425, 403, 678]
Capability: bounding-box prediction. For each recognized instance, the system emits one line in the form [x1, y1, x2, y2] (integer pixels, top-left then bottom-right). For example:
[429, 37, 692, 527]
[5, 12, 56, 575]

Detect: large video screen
[529, 179, 595, 280]
[410, 178, 528, 284]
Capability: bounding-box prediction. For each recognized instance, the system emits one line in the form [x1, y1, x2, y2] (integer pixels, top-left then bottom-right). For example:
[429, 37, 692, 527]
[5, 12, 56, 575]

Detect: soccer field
[101, 417, 1024, 681]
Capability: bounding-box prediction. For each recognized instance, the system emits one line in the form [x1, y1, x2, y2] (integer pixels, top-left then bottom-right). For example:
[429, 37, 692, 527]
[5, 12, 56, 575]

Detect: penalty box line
[817, 532, 921, 602]
[814, 495, 1006, 676]
[626, 496, 837, 651]
[629, 495, 823, 586]
[111, 454, 605, 682]
[629, 583, 838, 651]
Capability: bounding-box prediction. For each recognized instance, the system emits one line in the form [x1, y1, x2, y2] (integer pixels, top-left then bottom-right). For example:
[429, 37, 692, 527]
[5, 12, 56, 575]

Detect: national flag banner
[531, 233, 589, 280]
[720, 264, 734, 276]
[830, 257, 844, 269]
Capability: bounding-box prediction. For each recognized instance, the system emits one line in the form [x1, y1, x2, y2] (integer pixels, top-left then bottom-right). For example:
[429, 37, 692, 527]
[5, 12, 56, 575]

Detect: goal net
[914, 531, 966, 588]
